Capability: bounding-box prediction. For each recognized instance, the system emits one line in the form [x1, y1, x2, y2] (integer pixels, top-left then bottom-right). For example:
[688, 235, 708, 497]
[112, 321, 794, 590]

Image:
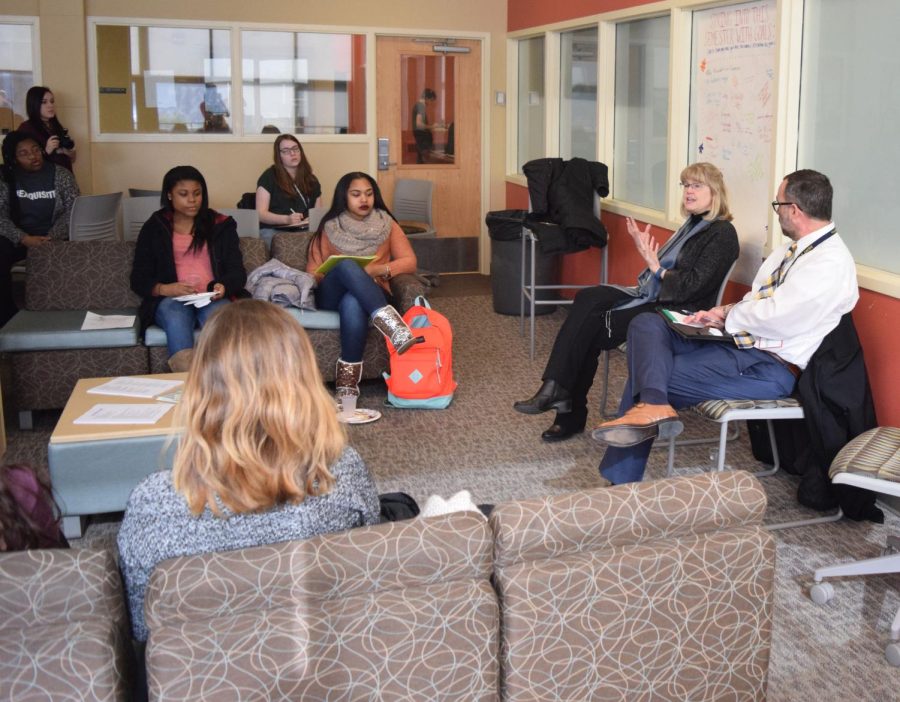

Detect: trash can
[486, 210, 558, 316]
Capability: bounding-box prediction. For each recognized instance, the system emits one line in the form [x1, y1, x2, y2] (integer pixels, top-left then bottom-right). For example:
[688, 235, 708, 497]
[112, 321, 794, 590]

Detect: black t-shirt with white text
[16, 161, 57, 236]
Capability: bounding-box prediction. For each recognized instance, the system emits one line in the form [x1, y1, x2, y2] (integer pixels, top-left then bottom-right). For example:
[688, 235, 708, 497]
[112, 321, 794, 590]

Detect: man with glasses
[591, 169, 858, 485]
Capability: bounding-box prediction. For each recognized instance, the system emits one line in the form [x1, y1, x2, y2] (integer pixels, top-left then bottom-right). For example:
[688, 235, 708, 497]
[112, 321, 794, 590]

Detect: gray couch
[0, 472, 775, 701]
[0, 234, 425, 424]
[144, 471, 774, 701]
[0, 547, 130, 702]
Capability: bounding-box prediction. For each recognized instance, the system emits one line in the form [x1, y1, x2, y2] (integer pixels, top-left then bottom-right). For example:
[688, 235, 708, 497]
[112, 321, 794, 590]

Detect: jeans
[259, 227, 276, 254]
[155, 296, 230, 356]
[598, 312, 796, 485]
[0, 237, 27, 327]
[315, 259, 387, 363]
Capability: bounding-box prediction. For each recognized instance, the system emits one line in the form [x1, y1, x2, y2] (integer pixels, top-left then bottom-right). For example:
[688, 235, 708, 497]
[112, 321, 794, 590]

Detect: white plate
[338, 408, 382, 424]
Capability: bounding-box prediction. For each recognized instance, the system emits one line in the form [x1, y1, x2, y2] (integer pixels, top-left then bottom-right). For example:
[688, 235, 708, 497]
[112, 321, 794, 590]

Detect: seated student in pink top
[130, 166, 246, 370]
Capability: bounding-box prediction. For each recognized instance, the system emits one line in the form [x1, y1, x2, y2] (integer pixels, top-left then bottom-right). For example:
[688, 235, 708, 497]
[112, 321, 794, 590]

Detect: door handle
[377, 137, 396, 170]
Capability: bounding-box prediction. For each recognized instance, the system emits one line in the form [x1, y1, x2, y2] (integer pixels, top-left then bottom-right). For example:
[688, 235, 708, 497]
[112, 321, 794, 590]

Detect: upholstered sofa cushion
[490, 471, 775, 702]
[0, 309, 139, 351]
[25, 240, 140, 311]
[0, 548, 129, 701]
[285, 308, 341, 329]
[144, 512, 498, 701]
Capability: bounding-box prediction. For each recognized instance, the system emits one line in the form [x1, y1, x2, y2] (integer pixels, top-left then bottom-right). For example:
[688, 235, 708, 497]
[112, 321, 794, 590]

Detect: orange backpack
[383, 296, 456, 408]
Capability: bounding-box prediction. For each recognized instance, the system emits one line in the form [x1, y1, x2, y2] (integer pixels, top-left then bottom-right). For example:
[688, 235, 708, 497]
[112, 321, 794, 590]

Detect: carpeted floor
[4, 292, 899, 700]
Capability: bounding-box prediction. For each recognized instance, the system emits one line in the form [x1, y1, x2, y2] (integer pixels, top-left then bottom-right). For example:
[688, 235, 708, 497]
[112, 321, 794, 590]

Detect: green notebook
[315, 255, 376, 275]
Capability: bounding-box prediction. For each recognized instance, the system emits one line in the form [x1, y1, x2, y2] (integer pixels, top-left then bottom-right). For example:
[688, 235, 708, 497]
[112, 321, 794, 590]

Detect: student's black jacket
[130, 209, 246, 333]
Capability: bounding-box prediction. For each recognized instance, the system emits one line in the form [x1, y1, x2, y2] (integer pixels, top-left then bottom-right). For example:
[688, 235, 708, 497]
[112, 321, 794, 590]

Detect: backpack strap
[413, 295, 431, 309]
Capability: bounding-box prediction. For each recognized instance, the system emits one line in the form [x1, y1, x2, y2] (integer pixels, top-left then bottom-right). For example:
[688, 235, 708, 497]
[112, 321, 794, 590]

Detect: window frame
[506, 0, 900, 298]
[86, 17, 371, 144]
[0, 15, 42, 109]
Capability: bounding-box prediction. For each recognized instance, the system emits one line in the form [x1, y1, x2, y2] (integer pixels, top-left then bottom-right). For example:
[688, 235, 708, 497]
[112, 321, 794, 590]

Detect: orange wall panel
[508, 0, 649, 31]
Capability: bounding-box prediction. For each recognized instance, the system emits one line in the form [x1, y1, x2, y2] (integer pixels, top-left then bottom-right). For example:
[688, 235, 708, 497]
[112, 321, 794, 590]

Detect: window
[613, 16, 669, 210]
[0, 20, 37, 134]
[241, 30, 365, 136]
[517, 36, 545, 172]
[96, 24, 232, 134]
[559, 27, 597, 160]
[798, 0, 900, 274]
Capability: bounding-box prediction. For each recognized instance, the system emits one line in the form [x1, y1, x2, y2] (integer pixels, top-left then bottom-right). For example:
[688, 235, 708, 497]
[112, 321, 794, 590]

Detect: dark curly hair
[0, 464, 66, 551]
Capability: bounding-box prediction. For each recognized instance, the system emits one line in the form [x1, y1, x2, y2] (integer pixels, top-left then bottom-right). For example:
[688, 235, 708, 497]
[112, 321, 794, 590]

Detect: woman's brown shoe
[590, 403, 683, 447]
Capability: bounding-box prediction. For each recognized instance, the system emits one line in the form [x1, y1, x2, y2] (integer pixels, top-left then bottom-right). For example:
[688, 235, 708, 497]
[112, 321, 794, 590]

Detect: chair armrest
[391, 273, 427, 313]
[0, 548, 126, 631]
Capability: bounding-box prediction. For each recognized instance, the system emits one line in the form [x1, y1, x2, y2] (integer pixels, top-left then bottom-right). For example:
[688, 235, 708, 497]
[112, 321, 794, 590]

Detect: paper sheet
[81, 311, 136, 331]
[73, 403, 174, 425]
[87, 377, 184, 399]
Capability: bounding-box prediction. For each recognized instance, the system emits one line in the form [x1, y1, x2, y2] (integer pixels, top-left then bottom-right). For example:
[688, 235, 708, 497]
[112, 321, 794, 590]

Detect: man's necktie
[732, 242, 798, 349]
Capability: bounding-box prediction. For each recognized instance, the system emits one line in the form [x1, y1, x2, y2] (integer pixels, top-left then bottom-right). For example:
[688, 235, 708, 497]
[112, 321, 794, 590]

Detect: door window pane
[0, 22, 35, 134]
[242, 31, 365, 136]
[401, 55, 455, 165]
[517, 36, 545, 172]
[798, 0, 900, 274]
[613, 16, 669, 210]
[95, 24, 232, 134]
[560, 27, 597, 160]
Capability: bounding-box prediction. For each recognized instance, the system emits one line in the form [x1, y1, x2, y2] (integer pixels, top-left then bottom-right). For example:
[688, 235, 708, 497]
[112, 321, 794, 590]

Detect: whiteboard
[688, 0, 776, 284]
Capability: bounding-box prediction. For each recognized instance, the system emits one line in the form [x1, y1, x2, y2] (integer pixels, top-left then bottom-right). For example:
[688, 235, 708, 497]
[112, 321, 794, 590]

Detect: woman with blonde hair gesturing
[513, 162, 739, 443]
[117, 299, 381, 642]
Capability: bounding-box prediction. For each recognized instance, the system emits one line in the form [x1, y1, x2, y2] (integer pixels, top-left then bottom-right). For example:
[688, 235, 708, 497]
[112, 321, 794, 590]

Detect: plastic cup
[339, 394, 357, 419]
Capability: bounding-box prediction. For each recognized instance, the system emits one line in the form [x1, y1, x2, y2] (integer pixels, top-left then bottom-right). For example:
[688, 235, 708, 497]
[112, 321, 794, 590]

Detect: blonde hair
[172, 300, 345, 516]
[679, 162, 733, 222]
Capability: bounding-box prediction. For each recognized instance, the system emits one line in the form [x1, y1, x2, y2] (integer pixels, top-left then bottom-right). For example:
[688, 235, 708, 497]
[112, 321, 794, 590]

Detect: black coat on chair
[522, 158, 609, 254]
[795, 312, 880, 521]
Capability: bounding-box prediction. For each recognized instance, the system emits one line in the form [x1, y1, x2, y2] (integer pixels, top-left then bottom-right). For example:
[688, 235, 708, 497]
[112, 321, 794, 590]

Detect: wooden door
[375, 36, 481, 238]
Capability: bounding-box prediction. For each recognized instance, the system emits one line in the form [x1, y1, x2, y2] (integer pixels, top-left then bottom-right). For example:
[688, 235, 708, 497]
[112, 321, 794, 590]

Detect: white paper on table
[87, 376, 184, 399]
[73, 403, 174, 425]
[81, 311, 137, 330]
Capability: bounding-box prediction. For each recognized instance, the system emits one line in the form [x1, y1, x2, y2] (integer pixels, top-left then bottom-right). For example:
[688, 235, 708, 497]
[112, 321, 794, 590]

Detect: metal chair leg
[753, 419, 780, 477]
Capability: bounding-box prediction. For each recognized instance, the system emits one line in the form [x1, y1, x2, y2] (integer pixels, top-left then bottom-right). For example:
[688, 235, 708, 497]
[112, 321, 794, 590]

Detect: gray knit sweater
[117, 446, 380, 641]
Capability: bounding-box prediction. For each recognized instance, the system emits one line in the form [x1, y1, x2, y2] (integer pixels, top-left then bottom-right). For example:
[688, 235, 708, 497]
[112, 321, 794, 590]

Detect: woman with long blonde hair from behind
[117, 299, 380, 642]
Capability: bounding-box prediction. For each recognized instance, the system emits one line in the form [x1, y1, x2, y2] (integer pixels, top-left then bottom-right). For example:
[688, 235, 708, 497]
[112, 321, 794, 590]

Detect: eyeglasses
[679, 181, 707, 191]
[771, 201, 797, 213]
[15, 146, 42, 158]
[279, 147, 301, 155]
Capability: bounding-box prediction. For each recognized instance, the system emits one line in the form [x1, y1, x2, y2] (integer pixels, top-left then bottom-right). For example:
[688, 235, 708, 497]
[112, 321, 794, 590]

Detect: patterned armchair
[0, 548, 130, 701]
[269, 232, 426, 381]
[489, 471, 776, 701]
[143, 512, 499, 701]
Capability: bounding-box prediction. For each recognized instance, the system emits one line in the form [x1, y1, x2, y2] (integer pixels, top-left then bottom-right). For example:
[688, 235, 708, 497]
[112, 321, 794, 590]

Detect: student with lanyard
[255, 134, 322, 252]
[591, 169, 858, 486]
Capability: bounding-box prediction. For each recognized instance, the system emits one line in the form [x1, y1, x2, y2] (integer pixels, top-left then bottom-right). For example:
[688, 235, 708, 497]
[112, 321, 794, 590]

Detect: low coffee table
[48, 372, 186, 538]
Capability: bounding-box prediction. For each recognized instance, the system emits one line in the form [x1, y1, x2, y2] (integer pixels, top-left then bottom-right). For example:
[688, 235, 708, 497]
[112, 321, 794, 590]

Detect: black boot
[513, 380, 572, 415]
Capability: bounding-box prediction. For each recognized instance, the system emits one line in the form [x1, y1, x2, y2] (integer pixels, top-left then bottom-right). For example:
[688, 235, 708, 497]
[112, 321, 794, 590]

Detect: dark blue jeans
[598, 312, 796, 485]
[155, 297, 230, 356]
[315, 259, 387, 362]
